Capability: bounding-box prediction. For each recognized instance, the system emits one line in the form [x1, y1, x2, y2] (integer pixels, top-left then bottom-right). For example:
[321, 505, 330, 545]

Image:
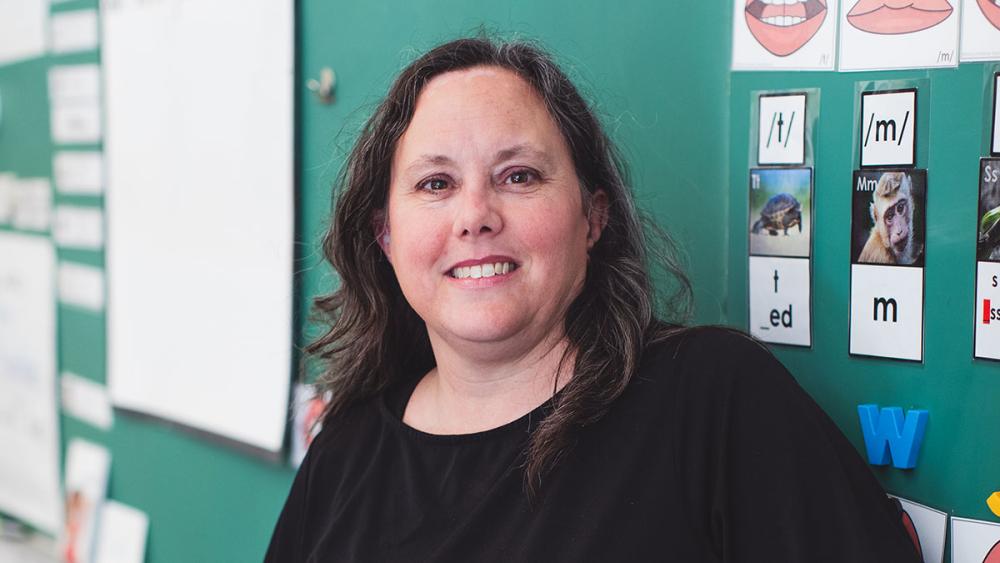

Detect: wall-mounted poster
[748, 167, 813, 347]
[732, 0, 837, 70]
[890, 495, 948, 563]
[0, 233, 62, 534]
[59, 439, 111, 563]
[860, 89, 917, 168]
[993, 73, 1000, 156]
[758, 93, 808, 165]
[952, 516, 1000, 563]
[961, 0, 1000, 61]
[838, 0, 960, 70]
[975, 158, 1000, 360]
[849, 169, 927, 361]
[103, 0, 293, 454]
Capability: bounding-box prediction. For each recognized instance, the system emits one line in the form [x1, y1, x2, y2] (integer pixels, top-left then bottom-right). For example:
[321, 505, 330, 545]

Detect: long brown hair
[305, 36, 692, 497]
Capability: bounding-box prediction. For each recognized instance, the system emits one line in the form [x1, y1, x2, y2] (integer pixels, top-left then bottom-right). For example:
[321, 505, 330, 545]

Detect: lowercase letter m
[856, 404, 928, 469]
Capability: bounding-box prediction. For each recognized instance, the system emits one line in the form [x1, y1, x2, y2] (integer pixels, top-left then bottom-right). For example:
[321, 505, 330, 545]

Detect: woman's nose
[453, 180, 503, 238]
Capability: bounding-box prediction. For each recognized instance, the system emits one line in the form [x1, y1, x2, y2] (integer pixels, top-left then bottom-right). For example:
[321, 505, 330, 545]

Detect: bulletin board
[727, 59, 1000, 555]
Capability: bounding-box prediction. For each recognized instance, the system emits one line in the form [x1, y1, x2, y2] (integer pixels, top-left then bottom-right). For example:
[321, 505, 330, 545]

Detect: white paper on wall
[838, 0, 960, 71]
[51, 103, 103, 144]
[890, 496, 948, 563]
[12, 177, 52, 232]
[849, 264, 924, 361]
[58, 262, 105, 311]
[0, 233, 62, 534]
[103, 0, 294, 452]
[960, 0, 1000, 61]
[952, 516, 1000, 563]
[53, 151, 104, 195]
[49, 65, 101, 103]
[94, 501, 148, 563]
[54, 205, 104, 249]
[61, 372, 114, 430]
[0, 173, 14, 223]
[59, 439, 111, 563]
[49, 10, 99, 54]
[0, 0, 48, 66]
[49, 64, 103, 145]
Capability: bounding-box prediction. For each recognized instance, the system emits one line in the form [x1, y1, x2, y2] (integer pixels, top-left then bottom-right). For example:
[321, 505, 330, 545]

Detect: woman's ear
[586, 190, 609, 250]
[373, 210, 391, 262]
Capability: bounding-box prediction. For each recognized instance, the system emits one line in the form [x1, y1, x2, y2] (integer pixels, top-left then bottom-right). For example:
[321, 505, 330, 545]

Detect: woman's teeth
[451, 262, 515, 279]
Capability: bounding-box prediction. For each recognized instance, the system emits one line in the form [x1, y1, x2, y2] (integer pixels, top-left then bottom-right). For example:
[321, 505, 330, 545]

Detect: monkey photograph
[851, 169, 926, 267]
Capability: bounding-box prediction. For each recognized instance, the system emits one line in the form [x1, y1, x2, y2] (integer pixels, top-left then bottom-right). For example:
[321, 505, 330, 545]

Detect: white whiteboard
[0, 233, 62, 533]
[102, 0, 293, 453]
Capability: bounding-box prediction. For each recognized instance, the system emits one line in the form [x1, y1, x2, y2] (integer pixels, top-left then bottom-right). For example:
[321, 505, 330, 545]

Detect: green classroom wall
[1, 1, 732, 560]
[728, 61, 1000, 537]
[4, 0, 995, 560]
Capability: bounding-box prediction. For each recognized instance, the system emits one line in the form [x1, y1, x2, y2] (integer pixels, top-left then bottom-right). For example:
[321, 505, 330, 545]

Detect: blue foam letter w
[857, 404, 928, 469]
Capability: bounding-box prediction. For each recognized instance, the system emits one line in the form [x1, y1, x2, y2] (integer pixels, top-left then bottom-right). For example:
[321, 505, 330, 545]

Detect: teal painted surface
[297, 1, 733, 341]
[6, 0, 994, 559]
[2, 1, 732, 560]
[1, 2, 296, 561]
[727, 64, 1000, 540]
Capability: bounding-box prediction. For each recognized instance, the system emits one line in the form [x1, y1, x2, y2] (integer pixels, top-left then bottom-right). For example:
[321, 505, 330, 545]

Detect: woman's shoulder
[306, 390, 390, 462]
[630, 324, 805, 417]
[638, 324, 780, 384]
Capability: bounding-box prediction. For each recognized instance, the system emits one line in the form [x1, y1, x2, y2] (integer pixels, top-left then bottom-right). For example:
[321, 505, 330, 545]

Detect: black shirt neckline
[380, 369, 558, 445]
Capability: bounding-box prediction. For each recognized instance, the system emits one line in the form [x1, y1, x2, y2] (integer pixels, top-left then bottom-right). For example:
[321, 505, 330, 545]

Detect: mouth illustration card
[838, 0, 960, 71]
[960, 0, 1000, 61]
[732, 0, 837, 70]
[890, 496, 947, 563]
[952, 517, 1000, 563]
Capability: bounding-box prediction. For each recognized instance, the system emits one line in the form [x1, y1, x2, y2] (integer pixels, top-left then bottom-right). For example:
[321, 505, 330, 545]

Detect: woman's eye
[418, 178, 449, 192]
[505, 169, 536, 185]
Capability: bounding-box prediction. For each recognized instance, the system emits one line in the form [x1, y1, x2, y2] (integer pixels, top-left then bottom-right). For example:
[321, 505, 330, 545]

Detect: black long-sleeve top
[265, 328, 919, 562]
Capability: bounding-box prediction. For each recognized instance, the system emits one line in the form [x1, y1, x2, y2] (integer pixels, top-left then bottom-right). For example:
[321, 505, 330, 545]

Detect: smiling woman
[265, 37, 921, 562]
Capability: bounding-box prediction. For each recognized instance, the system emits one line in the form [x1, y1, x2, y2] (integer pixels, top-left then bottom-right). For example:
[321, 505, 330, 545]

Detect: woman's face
[385, 66, 604, 353]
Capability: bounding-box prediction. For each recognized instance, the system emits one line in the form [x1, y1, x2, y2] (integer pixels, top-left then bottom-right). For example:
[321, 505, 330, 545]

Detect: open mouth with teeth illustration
[846, 0, 953, 34]
[977, 0, 1000, 31]
[745, 0, 828, 57]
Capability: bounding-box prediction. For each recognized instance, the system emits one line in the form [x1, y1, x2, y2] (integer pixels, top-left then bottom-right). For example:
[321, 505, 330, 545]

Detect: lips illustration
[847, 0, 953, 34]
[986, 540, 1000, 563]
[745, 0, 828, 57]
[978, 0, 1000, 31]
[899, 509, 923, 559]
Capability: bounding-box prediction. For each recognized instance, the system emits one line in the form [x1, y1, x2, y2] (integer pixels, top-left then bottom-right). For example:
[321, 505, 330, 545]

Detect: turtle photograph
[748, 167, 812, 257]
[978, 158, 1000, 262]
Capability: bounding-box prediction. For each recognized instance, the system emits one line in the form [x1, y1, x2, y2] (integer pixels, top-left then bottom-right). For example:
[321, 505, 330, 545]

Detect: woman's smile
[447, 256, 519, 281]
